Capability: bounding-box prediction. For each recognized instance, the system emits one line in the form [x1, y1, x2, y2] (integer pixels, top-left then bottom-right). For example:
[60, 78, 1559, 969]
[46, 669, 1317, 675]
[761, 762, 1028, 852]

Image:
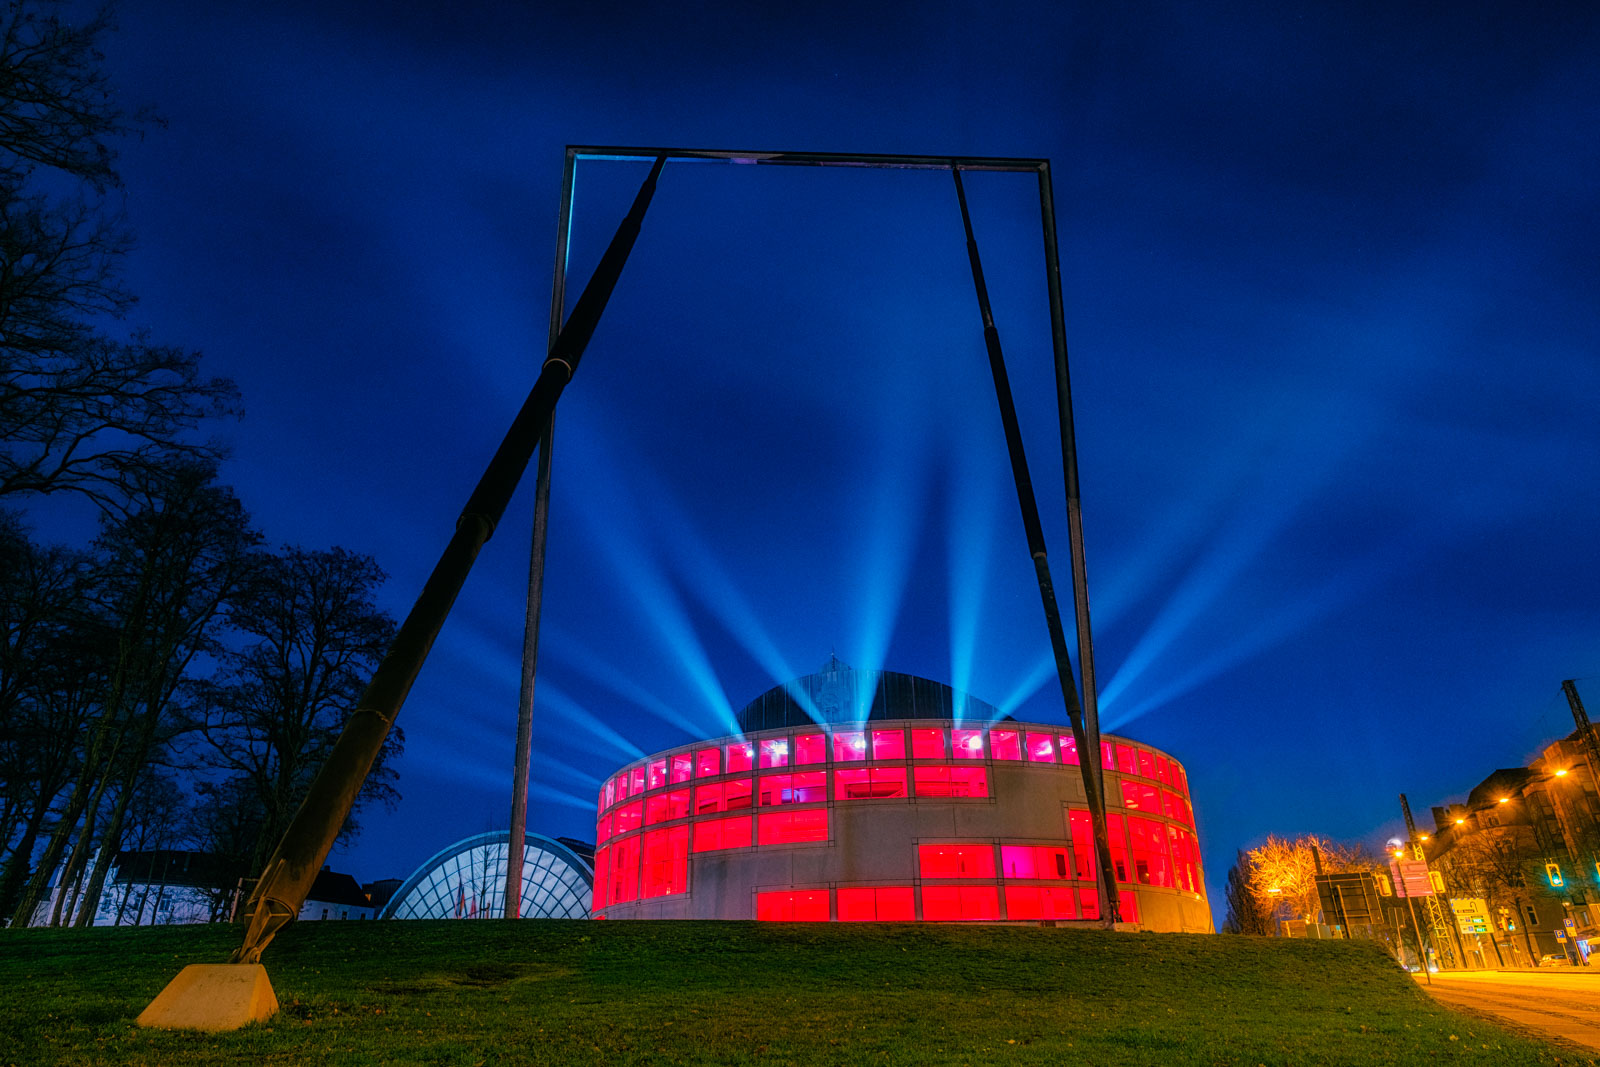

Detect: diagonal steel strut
[952, 166, 1122, 926]
[227, 155, 668, 964]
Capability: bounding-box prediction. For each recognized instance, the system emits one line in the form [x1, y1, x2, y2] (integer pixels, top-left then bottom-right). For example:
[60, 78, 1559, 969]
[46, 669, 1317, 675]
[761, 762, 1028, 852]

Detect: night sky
[67, 1, 1600, 921]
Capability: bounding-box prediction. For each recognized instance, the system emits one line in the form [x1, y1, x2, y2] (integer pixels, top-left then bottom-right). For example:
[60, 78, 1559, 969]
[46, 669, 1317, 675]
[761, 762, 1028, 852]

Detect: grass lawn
[0, 920, 1583, 1066]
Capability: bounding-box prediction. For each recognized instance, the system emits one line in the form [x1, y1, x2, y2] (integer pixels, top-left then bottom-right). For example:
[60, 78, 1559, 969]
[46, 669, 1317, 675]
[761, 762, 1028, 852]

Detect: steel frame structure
[510, 145, 1119, 921]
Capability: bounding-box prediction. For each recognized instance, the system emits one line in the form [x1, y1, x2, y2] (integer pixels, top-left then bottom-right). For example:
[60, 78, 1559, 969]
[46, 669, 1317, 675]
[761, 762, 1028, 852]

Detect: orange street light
[1455, 818, 1465, 825]
[1498, 797, 1510, 804]
[1555, 768, 1570, 777]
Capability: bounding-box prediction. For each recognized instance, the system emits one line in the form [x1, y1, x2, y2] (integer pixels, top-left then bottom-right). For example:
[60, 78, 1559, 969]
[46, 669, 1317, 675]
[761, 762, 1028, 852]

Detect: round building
[592, 659, 1209, 930]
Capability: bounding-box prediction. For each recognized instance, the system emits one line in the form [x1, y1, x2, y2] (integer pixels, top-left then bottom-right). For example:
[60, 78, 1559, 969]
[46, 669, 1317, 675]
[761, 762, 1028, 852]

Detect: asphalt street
[1418, 969, 1600, 1052]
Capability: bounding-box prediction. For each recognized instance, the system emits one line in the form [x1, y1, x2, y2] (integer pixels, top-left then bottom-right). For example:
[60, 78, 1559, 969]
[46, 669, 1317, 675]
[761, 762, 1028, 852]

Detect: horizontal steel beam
[569, 145, 1048, 173]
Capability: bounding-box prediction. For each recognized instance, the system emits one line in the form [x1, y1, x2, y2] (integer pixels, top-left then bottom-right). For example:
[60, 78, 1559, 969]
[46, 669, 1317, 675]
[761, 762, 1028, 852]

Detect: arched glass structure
[381, 831, 592, 920]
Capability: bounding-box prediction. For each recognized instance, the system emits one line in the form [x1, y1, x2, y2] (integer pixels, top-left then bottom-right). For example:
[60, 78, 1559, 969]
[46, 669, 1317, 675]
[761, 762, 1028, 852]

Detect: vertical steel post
[1034, 162, 1121, 923]
[506, 149, 577, 918]
[952, 167, 1122, 926]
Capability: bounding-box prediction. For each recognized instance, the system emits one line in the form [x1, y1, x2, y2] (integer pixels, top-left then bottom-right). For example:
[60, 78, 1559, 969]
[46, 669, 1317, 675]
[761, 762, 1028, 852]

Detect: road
[1418, 969, 1600, 1052]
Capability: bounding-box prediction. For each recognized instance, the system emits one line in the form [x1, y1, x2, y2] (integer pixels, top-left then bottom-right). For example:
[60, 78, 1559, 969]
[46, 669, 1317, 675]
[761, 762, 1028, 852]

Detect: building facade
[592, 661, 1210, 930]
[1424, 732, 1600, 964]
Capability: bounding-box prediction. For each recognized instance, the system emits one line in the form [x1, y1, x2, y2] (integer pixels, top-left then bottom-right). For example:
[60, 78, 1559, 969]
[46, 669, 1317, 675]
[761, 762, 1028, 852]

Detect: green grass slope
[0, 921, 1576, 1066]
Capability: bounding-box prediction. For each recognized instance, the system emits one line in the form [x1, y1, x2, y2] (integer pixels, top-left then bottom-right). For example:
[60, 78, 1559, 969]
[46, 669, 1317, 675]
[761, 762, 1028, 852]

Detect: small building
[298, 867, 378, 921]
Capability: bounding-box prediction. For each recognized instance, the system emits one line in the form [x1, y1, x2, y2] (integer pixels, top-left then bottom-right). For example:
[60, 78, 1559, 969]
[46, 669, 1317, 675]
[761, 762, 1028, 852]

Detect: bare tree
[0, 2, 239, 511]
[7, 462, 258, 927]
[1222, 849, 1272, 935]
[196, 546, 400, 879]
[1435, 824, 1543, 965]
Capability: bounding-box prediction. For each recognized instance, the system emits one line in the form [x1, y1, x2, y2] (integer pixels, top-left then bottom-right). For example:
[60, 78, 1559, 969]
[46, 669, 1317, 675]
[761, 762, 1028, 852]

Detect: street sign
[1390, 858, 1434, 897]
[1315, 872, 1385, 925]
[1557, 930, 1568, 942]
[1451, 897, 1491, 936]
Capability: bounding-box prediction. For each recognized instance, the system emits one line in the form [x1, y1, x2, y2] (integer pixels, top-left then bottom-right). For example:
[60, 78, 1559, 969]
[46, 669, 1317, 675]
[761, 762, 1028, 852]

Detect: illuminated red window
[758, 772, 826, 805]
[614, 800, 643, 835]
[648, 759, 668, 791]
[604, 778, 616, 808]
[1175, 764, 1189, 797]
[1120, 891, 1140, 924]
[615, 773, 630, 802]
[671, 753, 693, 784]
[1128, 817, 1173, 888]
[595, 812, 612, 844]
[913, 766, 988, 798]
[630, 768, 645, 794]
[1027, 733, 1057, 763]
[1120, 780, 1159, 813]
[951, 728, 985, 759]
[641, 825, 689, 898]
[835, 767, 907, 799]
[919, 844, 997, 878]
[1116, 744, 1137, 775]
[1108, 814, 1131, 883]
[609, 836, 640, 905]
[921, 885, 999, 921]
[694, 778, 753, 814]
[759, 737, 790, 769]
[756, 890, 829, 921]
[1155, 754, 1171, 786]
[726, 742, 755, 773]
[757, 808, 828, 845]
[1000, 845, 1071, 880]
[1067, 809, 1096, 880]
[1078, 887, 1100, 920]
[1169, 826, 1201, 892]
[654, 788, 690, 823]
[1137, 749, 1157, 780]
[645, 793, 668, 825]
[794, 733, 826, 765]
[593, 844, 610, 908]
[990, 729, 1022, 761]
[911, 728, 946, 760]
[837, 886, 915, 921]
[692, 815, 752, 852]
[872, 729, 906, 760]
[1100, 742, 1114, 770]
[1162, 789, 1191, 825]
[1059, 735, 1079, 765]
[1005, 886, 1078, 920]
[696, 747, 721, 778]
[833, 731, 867, 762]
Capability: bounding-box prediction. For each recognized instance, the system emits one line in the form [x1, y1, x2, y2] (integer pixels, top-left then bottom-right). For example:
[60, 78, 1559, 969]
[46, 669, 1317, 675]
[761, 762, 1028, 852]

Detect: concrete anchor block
[136, 964, 279, 1031]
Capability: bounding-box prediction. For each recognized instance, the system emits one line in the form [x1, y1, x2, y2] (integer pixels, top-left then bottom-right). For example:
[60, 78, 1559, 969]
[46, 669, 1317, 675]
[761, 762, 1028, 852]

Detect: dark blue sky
[84, 1, 1600, 918]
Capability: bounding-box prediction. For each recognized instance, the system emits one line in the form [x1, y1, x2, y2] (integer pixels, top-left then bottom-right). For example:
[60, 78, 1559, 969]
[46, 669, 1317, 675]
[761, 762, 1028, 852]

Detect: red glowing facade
[591, 662, 1210, 930]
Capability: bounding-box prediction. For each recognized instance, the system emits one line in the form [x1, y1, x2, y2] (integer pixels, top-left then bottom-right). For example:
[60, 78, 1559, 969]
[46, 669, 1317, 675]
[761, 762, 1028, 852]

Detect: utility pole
[1400, 793, 1457, 969]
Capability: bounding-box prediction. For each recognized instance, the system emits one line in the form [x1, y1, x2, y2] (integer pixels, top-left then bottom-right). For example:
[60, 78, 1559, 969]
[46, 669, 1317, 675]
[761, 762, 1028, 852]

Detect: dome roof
[735, 658, 1006, 733]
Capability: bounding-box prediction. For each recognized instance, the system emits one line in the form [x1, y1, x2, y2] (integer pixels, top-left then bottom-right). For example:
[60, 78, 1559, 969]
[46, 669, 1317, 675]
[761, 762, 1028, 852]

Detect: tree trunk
[49, 798, 100, 926]
[1515, 895, 1539, 966]
[0, 800, 51, 921]
[9, 774, 96, 927]
[72, 752, 147, 926]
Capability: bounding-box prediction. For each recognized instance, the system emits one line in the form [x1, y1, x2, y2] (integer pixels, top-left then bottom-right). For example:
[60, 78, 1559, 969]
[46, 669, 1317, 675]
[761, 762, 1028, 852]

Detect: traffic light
[1547, 862, 1565, 888]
